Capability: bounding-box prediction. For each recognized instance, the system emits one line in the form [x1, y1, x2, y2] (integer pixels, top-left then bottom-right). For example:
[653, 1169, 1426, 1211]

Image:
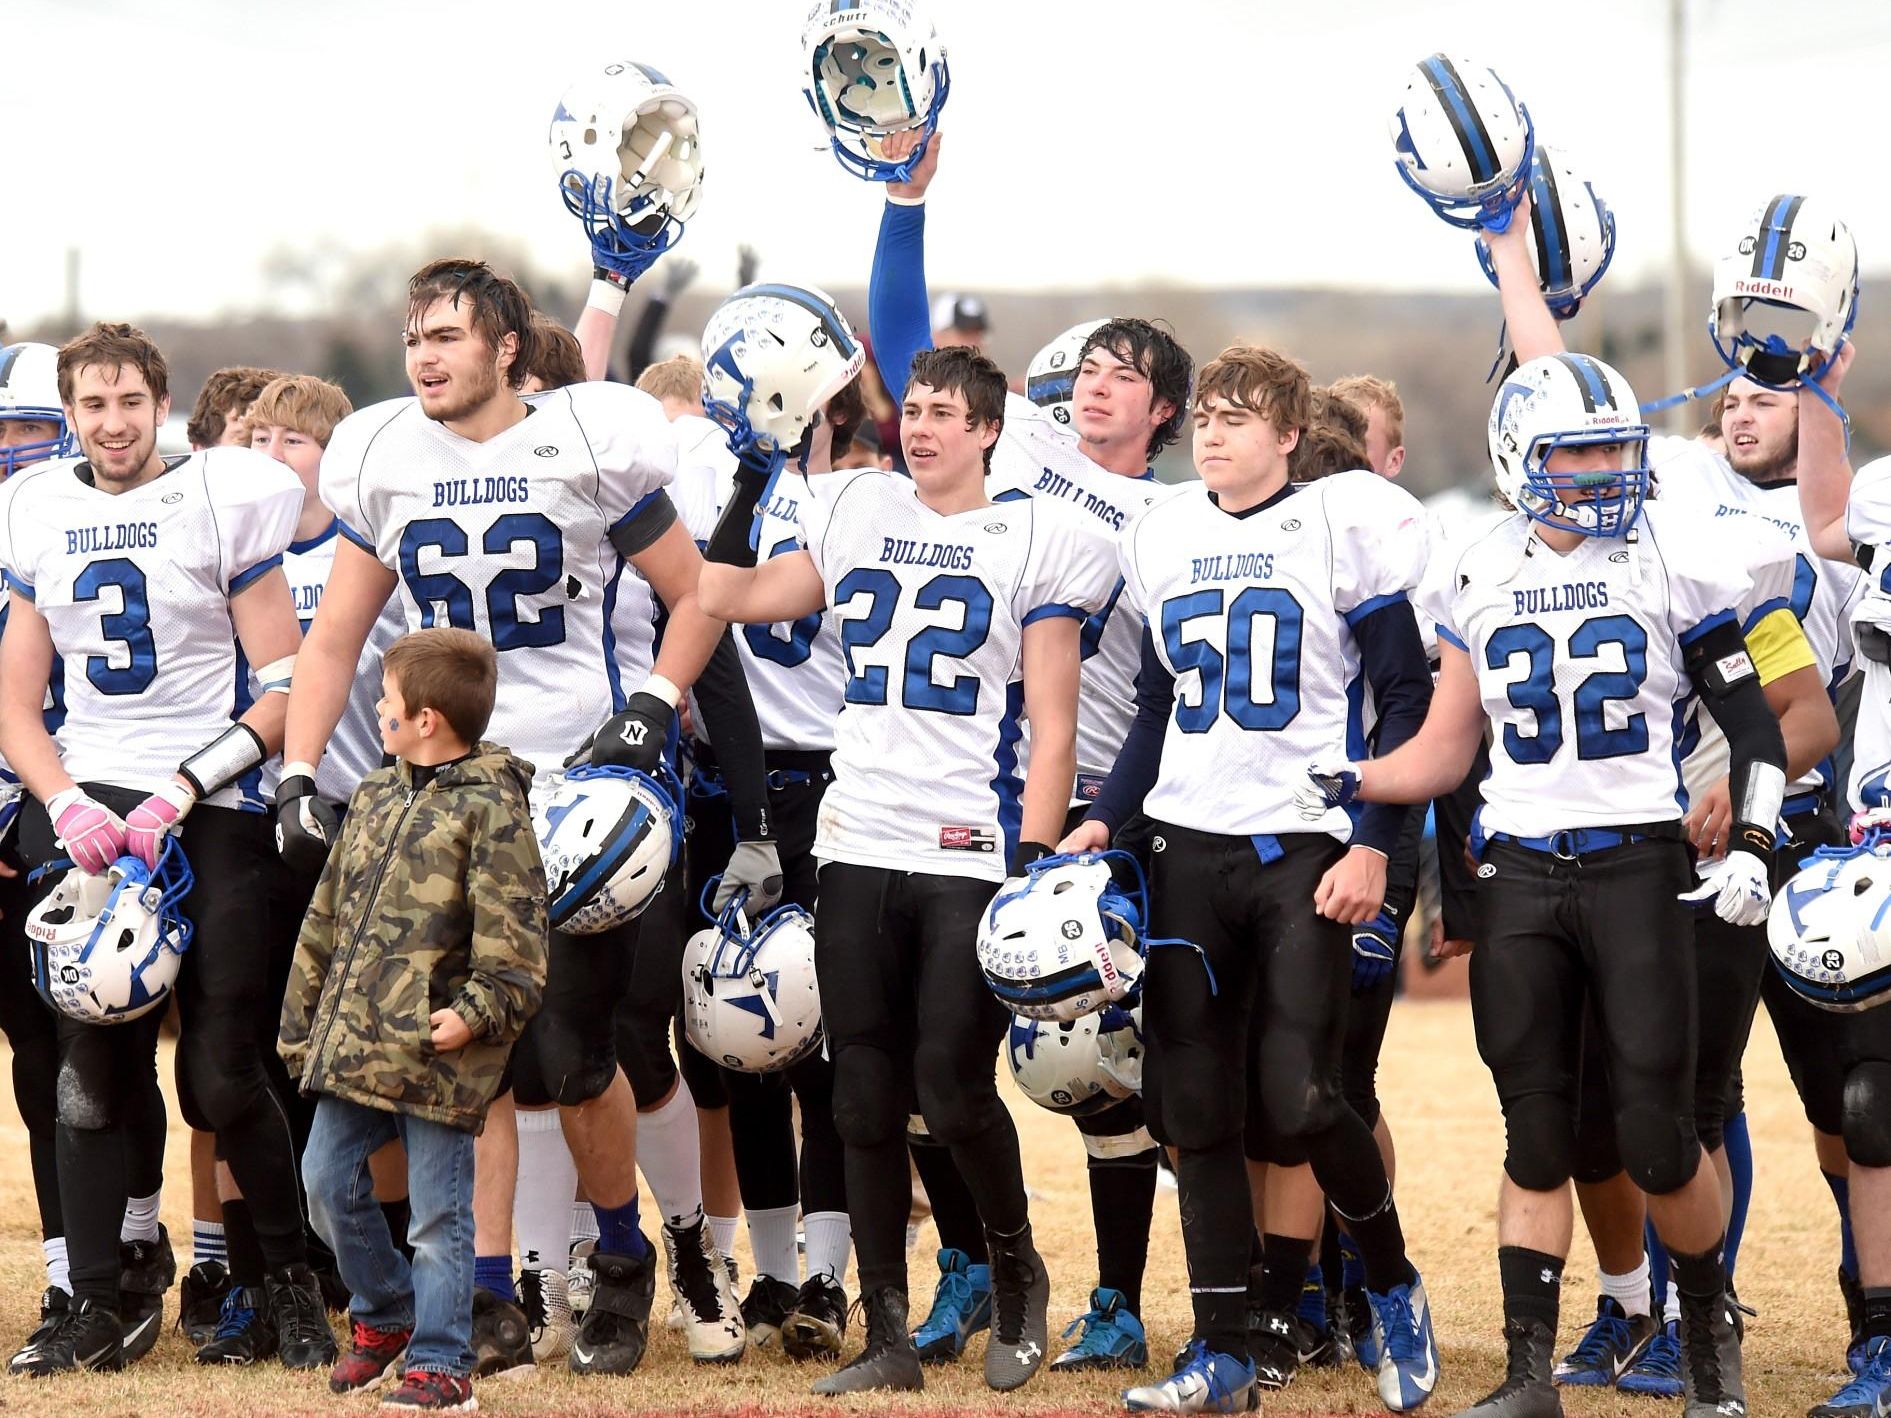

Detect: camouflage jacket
[279, 742, 547, 1132]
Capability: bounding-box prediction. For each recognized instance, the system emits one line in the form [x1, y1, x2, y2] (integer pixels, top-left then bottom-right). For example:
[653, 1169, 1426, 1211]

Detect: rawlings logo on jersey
[939, 825, 997, 852]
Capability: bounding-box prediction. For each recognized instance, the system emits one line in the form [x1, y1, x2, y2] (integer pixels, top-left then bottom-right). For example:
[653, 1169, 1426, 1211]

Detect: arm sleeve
[454, 793, 550, 1046]
[207, 448, 303, 595]
[1088, 626, 1172, 835]
[1351, 598, 1434, 855]
[624, 292, 671, 383]
[868, 199, 933, 403]
[691, 629, 771, 840]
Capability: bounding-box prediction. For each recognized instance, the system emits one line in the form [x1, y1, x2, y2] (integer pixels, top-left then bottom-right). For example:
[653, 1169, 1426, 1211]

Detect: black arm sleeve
[624, 293, 671, 384]
[704, 461, 772, 568]
[1687, 617, 1788, 855]
[1351, 598, 1435, 856]
[1087, 626, 1173, 836]
[607, 491, 679, 561]
[692, 629, 771, 841]
[1434, 735, 1490, 942]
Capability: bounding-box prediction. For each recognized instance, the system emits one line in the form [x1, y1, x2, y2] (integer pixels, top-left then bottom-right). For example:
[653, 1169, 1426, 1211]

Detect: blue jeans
[304, 1096, 475, 1376]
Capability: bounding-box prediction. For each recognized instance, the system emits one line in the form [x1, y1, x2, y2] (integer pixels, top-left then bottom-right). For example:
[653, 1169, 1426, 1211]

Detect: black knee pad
[512, 1026, 616, 1109]
[831, 1046, 906, 1150]
[914, 1072, 1004, 1148]
[1260, 1074, 1346, 1142]
[1842, 1062, 1891, 1168]
[615, 1025, 679, 1109]
[1617, 1102, 1702, 1196]
[1501, 1095, 1575, 1192]
[180, 1027, 268, 1131]
[1159, 1068, 1245, 1152]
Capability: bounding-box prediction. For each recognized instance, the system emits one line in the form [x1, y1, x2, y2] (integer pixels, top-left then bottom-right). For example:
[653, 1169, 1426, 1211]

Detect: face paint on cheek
[384, 717, 400, 733]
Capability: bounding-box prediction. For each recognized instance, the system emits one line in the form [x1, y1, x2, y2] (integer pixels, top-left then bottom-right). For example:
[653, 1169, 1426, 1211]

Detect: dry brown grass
[0, 1000, 1855, 1415]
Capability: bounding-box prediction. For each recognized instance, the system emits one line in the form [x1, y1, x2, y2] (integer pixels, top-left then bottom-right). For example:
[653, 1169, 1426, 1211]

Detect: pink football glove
[124, 783, 195, 869]
[49, 790, 129, 875]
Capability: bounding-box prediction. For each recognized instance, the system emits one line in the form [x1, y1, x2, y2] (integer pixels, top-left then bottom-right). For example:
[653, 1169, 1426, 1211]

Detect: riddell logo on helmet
[1731, 278, 1798, 301]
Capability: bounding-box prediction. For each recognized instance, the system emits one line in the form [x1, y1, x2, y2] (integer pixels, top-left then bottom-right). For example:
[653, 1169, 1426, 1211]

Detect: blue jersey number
[743, 537, 824, 667]
[836, 569, 994, 714]
[1487, 614, 1649, 763]
[74, 558, 158, 695]
[398, 513, 566, 650]
[1159, 586, 1303, 732]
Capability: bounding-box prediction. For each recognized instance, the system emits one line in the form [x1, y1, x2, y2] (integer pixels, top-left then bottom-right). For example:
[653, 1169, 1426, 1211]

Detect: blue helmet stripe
[1531, 157, 1572, 293]
[740, 282, 858, 360]
[1752, 193, 1804, 281]
[1420, 54, 1498, 184]
[1553, 354, 1606, 412]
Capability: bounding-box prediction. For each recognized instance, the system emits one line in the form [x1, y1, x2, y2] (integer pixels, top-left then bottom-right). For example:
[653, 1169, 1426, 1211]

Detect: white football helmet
[1489, 353, 1649, 538]
[1389, 53, 1534, 229]
[1005, 1004, 1144, 1117]
[1710, 194, 1858, 388]
[1768, 838, 1891, 1012]
[1474, 146, 1616, 320]
[28, 840, 195, 1025]
[978, 852, 1145, 1021]
[682, 902, 823, 1073]
[0, 343, 74, 478]
[551, 61, 704, 281]
[701, 283, 865, 457]
[532, 764, 682, 934]
[1025, 320, 1108, 427]
[801, 0, 950, 183]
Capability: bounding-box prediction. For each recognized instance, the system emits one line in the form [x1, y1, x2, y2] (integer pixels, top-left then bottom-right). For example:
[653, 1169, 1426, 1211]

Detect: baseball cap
[931, 292, 989, 335]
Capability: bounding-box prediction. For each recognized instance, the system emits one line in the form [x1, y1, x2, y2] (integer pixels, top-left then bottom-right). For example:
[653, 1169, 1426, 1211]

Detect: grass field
[0, 997, 1856, 1416]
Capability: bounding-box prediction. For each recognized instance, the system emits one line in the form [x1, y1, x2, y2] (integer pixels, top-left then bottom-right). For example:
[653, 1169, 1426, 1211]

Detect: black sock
[1334, 1185, 1418, 1292]
[1178, 1137, 1253, 1360]
[1668, 1242, 1727, 1301]
[909, 1139, 987, 1264]
[850, 1136, 915, 1297]
[1088, 1151, 1157, 1315]
[1863, 1287, 1891, 1342]
[1498, 1246, 1564, 1331]
[222, 1199, 267, 1288]
[1319, 1210, 1344, 1295]
[380, 1198, 415, 1263]
[1259, 1233, 1313, 1314]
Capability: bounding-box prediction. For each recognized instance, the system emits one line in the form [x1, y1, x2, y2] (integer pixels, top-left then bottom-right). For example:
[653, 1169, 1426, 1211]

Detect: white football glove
[1294, 757, 1362, 822]
[1678, 850, 1772, 927]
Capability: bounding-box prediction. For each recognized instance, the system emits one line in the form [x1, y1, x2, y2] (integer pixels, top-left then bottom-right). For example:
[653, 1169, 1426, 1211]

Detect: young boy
[281, 627, 548, 1411]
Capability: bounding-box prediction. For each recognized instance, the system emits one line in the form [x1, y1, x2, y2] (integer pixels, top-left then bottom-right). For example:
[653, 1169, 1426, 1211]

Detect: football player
[1064, 344, 1440, 1415]
[866, 124, 1191, 1376]
[0, 323, 332, 1375]
[1787, 344, 1891, 1417]
[1299, 329, 1787, 1417]
[186, 366, 286, 450]
[700, 339, 1117, 1395]
[279, 259, 771, 1377]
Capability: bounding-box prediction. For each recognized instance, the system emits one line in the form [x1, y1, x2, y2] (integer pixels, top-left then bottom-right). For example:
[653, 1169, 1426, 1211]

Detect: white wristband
[638, 673, 682, 709]
[282, 760, 320, 783]
[585, 277, 628, 318]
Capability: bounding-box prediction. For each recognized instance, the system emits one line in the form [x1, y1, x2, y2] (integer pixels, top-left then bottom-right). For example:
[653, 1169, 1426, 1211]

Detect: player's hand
[661, 257, 699, 301]
[1314, 845, 1387, 926]
[737, 244, 761, 288]
[1295, 757, 1361, 821]
[714, 840, 784, 916]
[1812, 339, 1856, 392]
[49, 788, 130, 875]
[1679, 850, 1773, 927]
[429, 1008, 473, 1051]
[885, 127, 942, 201]
[589, 693, 675, 774]
[1431, 916, 1476, 960]
[1849, 806, 1891, 844]
[1477, 188, 1533, 247]
[1058, 818, 1111, 855]
[1351, 909, 1399, 993]
[1684, 777, 1733, 862]
[275, 769, 340, 875]
[125, 781, 194, 869]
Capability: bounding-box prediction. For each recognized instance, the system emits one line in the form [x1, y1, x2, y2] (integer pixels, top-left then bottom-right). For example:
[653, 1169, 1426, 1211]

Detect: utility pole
[1664, 0, 1691, 431]
[64, 247, 81, 332]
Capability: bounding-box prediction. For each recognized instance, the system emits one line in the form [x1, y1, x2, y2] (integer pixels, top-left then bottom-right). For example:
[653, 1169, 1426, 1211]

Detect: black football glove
[275, 772, 339, 875]
[589, 692, 676, 774]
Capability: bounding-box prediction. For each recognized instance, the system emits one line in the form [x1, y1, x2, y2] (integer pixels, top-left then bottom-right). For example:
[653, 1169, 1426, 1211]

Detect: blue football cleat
[1553, 1295, 1658, 1387]
[1616, 1318, 1685, 1398]
[1811, 1335, 1891, 1418]
[1123, 1340, 1258, 1413]
[1370, 1276, 1441, 1411]
[1052, 1287, 1147, 1371]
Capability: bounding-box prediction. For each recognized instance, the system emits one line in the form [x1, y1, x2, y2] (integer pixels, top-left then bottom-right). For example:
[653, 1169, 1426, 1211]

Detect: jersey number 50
[1160, 587, 1304, 732]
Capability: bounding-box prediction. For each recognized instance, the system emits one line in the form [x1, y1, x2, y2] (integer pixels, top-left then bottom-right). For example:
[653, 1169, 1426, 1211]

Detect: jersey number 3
[75, 558, 158, 695]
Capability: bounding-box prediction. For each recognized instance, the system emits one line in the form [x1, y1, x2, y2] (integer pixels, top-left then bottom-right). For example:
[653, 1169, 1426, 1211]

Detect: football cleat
[912, 1247, 991, 1363]
[782, 1274, 848, 1362]
[470, 1286, 532, 1377]
[268, 1262, 339, 1369]
[740, 1274, 799, 1351]
[1811, 1335, 1891, 1418]
[1248, 1308, 1322, 1389]
[1123, 1340, 1259, 1413]
[1617, 1317, 1685, 1397]
[1677, 1290, 1747, 1417]
[1052, 1287, 1148, 1372]
[118, 1223, 176, 1365]
[1456, 1318, 1560, 1417]
[9, 1297, 124, 1377]
[810, 1286, 922, 1395]
[984, 1225, 1050, 1391]
[1370, 1277, 1442, 1411]
[568, 1239, 595, 1317]
[521, 1267, 577, 1364]
[663, 1217, 744, 1362]
[178, 1259, 232, 1344]
[570, 1246, 656, 1376]
[6, 1289, 71, 1376]
[1554, 1295, 1657, 1387]
[195, 1285, 277, 1365]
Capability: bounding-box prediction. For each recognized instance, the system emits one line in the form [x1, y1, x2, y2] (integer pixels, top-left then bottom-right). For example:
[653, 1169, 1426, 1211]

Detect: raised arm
[1481, 192, 1565, 365]
[1796, 343, 1859, 563]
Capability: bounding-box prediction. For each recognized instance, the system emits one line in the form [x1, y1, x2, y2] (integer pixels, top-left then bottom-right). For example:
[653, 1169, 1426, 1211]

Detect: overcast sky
[6, 0, 1888, 328]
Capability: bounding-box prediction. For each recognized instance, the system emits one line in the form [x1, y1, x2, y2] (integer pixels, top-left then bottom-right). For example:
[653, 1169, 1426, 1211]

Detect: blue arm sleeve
[868, 200, 934, 404]
[1352, 597, 1434, 856]
[1086, 625, 1173, 836]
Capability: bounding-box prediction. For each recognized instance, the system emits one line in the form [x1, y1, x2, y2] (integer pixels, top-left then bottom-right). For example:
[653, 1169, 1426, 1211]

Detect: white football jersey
[1841, 455, 1891, 811]
[283, 522, 404, 803]
[989, 395, 1178, 799]
[1123, 470, 1429, 838]
[1422, 501, 1752, 836]
[798, 468, 1116, 881]
[319, 381, 677, 769]
[0, 449, 302, 809]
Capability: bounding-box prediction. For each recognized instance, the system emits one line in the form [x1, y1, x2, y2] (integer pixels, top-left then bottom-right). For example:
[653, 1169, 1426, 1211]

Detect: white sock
[569, 1201, 599, 1255]
[192, 1220, 227, 1268]
[745, 1205, 799, 1284]
[803, 1210, 852, 1288]
[707, 1213, 741, 1263]
[1662, 1280, 1681, 1324]
[1598, 1256, 1652, 1318]
[514, 1107, 578, 1274]
[636, 1081, 704, 1230]
[43, 1237, 69, 1295]
[121, 1190, 161, 1245]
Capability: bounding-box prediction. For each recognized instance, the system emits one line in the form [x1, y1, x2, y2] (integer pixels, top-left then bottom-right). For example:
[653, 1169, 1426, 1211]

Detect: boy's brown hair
[635, 354, 705, 408]
[407, 258, 538, 391]
[1329, 373, 1405, 447]
[383, 628, 499, 747]
[246, 375, 354, 448]
[57, 322, 172, 407]
[1289, 422, 1371, 482]
[904, 346, 1007, 473]
[526, 316, 587, 392]
[188, 365, 288, 447]
[1193, 344, 1311, 435]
